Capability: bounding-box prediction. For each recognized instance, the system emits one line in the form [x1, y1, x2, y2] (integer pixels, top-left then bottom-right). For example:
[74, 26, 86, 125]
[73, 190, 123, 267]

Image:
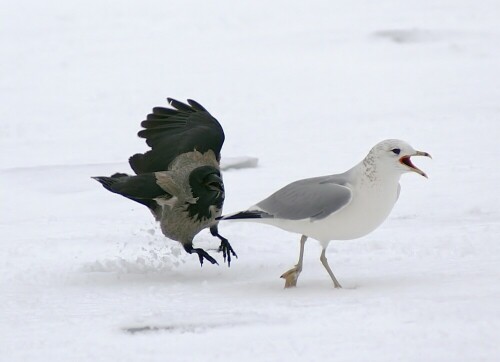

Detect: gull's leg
[280, 235, 307, 288]
[320, 248, 342, 288]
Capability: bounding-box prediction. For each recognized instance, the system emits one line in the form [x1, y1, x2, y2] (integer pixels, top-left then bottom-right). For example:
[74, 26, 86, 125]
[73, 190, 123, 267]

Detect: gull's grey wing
[256, 175, 352, 221]
[129, 98, 224, 174]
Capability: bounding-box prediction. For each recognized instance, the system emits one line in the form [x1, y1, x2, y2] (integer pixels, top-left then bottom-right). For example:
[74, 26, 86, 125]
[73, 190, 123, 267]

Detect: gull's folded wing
[256, 176, 352, 221]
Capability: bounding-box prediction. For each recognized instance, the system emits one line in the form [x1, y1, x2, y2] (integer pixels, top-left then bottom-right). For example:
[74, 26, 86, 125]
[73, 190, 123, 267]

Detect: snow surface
[2, 0, 500, 361]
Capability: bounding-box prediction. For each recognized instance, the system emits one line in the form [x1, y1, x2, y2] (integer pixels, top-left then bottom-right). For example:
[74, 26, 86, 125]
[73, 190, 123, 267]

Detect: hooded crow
[93, 98, 236, 266]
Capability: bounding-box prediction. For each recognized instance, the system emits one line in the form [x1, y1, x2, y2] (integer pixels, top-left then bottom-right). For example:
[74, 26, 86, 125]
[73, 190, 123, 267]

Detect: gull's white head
[367, 139, 432, 178]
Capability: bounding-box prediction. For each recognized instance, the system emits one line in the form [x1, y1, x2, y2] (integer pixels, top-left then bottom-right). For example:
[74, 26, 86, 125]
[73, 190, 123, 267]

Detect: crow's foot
[184, 245, 218, 267]
[218, 237, 237, 267]
[210, 227, 237, 267]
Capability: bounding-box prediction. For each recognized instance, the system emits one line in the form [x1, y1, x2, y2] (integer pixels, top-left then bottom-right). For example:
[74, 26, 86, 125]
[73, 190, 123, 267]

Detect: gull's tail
[218, 210, 273, 221]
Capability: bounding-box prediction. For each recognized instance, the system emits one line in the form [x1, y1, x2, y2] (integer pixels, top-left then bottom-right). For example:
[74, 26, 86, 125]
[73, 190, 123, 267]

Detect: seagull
[93, 98, 237, 266]
[219, 139, 431, 287]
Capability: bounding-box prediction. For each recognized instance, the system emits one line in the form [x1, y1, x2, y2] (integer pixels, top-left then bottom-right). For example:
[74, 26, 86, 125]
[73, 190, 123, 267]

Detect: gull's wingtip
[218, 210, 272, 221]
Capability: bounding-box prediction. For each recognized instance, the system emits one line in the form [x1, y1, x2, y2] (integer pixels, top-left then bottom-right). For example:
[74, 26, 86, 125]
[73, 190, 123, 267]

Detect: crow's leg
[281, 235, 307, 288]
[210, 225, 237, 267]
[184, 243, 218, 267]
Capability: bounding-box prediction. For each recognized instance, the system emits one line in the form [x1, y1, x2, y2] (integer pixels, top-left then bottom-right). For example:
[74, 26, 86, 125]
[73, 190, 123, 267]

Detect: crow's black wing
[129, 98, 225, 174]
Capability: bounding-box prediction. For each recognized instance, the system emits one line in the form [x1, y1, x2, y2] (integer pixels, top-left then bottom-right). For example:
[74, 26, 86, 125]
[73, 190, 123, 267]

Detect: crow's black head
[187, 166, 224, 221]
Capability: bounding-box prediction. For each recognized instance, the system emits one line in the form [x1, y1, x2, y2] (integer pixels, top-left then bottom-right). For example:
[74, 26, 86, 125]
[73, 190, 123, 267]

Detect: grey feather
[256, 174, 352, 221]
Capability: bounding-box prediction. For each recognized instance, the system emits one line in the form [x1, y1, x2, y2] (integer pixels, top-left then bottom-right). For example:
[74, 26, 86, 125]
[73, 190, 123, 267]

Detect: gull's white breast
[268, 176, 401, 245]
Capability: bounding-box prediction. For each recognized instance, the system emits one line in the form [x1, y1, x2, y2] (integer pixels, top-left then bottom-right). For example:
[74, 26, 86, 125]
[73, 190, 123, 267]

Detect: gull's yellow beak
[399, 151, 432, 178]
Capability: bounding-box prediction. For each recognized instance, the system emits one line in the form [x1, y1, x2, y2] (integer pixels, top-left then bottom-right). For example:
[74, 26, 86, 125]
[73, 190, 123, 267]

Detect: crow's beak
[399, 151, 432, 178]
[205, 174, 224, 192]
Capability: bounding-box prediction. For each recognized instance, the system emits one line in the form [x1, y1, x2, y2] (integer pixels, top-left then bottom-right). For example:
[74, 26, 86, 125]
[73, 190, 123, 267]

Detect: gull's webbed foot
[280, 265, 302, 288]
[184, 244, 218, 267]
[210, 226, 238, 267]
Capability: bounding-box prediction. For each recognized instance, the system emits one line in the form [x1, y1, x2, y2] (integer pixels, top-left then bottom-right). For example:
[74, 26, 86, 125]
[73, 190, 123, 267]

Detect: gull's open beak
[399, 151, 432, 178]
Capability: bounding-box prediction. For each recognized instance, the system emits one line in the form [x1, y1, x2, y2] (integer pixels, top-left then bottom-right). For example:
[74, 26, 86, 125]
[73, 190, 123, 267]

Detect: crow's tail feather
[91, 174, 157, 210]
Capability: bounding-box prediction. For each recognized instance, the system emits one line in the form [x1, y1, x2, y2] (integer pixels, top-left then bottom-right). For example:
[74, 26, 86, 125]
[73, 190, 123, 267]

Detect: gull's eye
[391, 148, 401, 155]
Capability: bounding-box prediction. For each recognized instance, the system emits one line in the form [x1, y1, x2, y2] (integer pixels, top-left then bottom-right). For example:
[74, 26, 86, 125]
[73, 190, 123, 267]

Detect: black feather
[91, 173, 165, 210]
[167, 98, 195, 112]
[129, 99, 224, 174]
[151, 107, 179, 116]
[219, 210, 272, 220]
[187, 99, 208, 112]
[186, 166, 224, 221]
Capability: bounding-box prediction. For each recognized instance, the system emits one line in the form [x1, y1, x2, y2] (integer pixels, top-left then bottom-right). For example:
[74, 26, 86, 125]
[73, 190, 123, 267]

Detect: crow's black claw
[218, 238, 237, 267]
[195, 248, 218, 266]
[210, 226, 237, 267]
[184, 244, 218, 267]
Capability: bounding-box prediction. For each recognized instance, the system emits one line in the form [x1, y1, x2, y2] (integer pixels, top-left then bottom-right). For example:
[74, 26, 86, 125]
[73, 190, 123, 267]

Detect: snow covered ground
[2, 1, 500, 361]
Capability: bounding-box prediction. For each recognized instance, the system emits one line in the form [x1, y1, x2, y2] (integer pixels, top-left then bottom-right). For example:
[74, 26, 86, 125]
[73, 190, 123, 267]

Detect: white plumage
[221, 139, 431, 288]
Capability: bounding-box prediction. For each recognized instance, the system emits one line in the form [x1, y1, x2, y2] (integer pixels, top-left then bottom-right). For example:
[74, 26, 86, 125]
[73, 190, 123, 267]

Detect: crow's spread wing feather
[129, 98, 224, 174]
